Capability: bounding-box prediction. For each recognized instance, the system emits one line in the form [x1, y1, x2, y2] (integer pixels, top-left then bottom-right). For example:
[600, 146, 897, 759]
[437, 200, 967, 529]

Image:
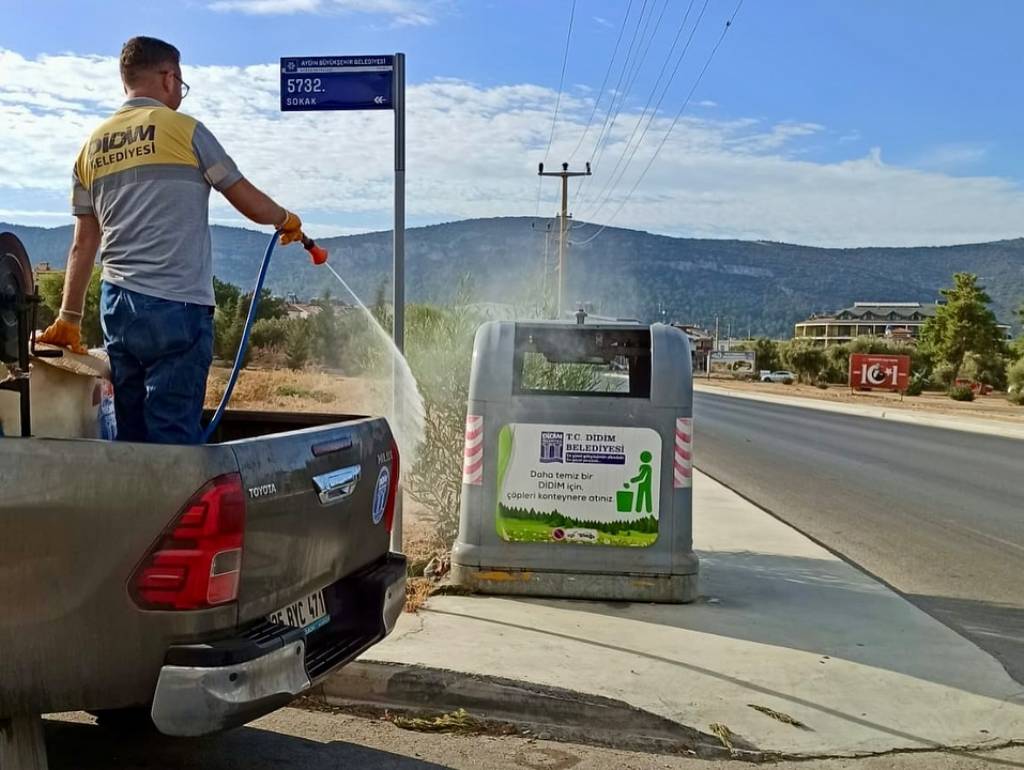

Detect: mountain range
[4, 217, 1022, 337]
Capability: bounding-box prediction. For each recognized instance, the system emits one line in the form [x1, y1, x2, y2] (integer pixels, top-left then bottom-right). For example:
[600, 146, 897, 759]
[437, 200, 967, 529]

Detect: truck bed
[0, 408, 403, 727]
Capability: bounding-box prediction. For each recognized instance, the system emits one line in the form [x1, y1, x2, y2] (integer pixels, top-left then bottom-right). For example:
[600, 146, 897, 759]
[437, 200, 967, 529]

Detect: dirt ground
[698, 376, 1024, 424]
[205, 365, 392, 416]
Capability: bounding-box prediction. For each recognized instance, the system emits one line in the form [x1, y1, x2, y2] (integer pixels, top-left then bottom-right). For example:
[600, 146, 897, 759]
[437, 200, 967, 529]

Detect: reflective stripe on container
[463, 414, 484, 485]
[673, 417, 693, 488]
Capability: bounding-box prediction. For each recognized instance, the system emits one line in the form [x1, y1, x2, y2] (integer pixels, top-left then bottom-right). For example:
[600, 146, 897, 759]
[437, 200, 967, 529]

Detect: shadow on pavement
[909, 593, 1024, 686]
[44, 718, 453, 770]
[519, 550, 1024, 701]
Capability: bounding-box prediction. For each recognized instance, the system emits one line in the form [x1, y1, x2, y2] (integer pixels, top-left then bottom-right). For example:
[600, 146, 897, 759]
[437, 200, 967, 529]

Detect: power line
[567, 0, 635, 163]
[579, 0, 708, 221]
[542, 0, 578, 165]
[579, 0, 664, 194]
[620, 0, 674, 105]
[575, 0, 673, 212]
[572, 0, 651, 204]
[572, 0, 745, 248]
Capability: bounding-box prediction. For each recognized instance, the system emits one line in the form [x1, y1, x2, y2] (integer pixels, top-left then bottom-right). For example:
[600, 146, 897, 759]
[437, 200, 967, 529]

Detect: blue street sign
[280, 55, 394, 112]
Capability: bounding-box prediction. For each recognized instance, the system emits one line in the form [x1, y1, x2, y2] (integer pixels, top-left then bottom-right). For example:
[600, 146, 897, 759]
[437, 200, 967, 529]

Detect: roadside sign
[280, 56, 394, 111]
[707, 350, 756, 378]
[850, 354, 910, 392]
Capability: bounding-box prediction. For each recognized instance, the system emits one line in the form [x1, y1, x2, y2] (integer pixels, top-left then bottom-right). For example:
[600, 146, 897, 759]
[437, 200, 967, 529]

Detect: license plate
[267, 589, 329, 633]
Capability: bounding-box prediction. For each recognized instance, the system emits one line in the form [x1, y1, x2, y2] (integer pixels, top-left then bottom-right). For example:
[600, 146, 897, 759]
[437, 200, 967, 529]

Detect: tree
[1013, 303, 1024, 359]
[783, 340, 826, 384]
[213, 276, 240, 309]
[920, 273, 1006, 387]
[734, 337, 781, 372]
[285, 319, 312, 370]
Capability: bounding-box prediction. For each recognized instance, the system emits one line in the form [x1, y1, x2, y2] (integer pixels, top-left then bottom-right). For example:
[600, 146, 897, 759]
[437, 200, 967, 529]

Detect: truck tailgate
[229, 416, 396, 624]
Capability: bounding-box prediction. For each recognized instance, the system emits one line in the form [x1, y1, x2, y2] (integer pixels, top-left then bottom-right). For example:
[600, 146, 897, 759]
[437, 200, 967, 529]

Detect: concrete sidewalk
[330, 472, 1024, 759]
[694, 382, 1024, 440]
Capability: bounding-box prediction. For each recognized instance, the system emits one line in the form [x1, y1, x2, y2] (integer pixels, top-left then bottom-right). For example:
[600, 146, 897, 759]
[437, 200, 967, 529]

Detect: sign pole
[393, 52, 406, 355]
[392, 52, 406, 552]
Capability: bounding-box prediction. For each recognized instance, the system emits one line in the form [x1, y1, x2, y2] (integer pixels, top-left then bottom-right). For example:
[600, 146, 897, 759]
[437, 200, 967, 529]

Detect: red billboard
[850, 354, 911, 392]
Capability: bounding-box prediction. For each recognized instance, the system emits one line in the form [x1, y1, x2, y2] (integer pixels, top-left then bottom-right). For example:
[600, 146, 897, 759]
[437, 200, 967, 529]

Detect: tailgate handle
[313, 465, 361, 505]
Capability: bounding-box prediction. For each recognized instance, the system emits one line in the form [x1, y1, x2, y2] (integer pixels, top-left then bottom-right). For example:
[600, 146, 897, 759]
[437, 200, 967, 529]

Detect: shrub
[961, 350, 1008, 390]
[285, 319, 312, 370]
[1007, 357, 1024, 395]
[905, 376, 925, 396]
[948, 385, 975, 402]
[930, 361, 956, 389]
[404, 288, 483, 550]
[1008, 391, 1024, 406]
[251, 317, 292, 350]
[783, 341, 826, 384]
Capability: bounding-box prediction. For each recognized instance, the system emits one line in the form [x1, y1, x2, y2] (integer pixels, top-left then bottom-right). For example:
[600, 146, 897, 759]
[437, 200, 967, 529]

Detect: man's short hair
[120, 36, 180, 86]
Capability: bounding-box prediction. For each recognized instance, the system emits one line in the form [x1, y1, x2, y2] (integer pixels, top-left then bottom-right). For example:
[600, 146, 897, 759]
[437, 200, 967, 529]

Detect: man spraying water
[39, 36, 307, 444]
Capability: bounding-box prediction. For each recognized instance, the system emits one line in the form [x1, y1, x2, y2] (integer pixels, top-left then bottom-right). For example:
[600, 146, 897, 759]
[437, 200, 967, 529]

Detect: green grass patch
[496, 515, 657, 548]
[275, 384, 336, 403]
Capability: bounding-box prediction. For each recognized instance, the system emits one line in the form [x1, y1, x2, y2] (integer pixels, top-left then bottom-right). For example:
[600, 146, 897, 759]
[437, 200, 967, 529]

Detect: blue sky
[2, 0, 1023, 246]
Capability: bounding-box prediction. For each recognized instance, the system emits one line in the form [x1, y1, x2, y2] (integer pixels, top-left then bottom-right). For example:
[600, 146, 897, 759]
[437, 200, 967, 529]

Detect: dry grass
[404, 578, 434, 614]
[205, 366, 390, 415]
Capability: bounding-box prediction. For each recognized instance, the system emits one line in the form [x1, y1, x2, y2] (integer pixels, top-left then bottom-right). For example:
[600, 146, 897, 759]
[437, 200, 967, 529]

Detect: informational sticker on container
[280, 55, 394, 111]
[496, 423, 661, 547]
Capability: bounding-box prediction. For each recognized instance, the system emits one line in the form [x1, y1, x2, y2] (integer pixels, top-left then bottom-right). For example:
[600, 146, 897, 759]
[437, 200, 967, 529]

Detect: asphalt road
[693, 391, 1024, 683]
[42, 708, 1024, 770]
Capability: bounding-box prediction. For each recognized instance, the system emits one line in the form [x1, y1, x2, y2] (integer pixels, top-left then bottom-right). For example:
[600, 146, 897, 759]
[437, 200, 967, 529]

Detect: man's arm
[221, 179, 287, 227]
[191, 122, 303, 242]
[36, 214, 100, 354]
[61, 215, 101, 315]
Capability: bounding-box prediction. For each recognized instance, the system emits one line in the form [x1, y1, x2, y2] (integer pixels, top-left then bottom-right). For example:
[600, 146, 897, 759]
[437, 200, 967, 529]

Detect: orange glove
[38, 315, 88, 355]
[276, 210, 303, 246]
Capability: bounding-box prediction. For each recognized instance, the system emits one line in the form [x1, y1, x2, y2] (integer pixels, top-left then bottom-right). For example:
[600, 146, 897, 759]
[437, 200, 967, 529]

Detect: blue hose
[201, 231, 279, 443]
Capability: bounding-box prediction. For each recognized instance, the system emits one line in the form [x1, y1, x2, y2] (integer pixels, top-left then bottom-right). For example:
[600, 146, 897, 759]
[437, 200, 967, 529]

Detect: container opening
[512, 325, 651, 398]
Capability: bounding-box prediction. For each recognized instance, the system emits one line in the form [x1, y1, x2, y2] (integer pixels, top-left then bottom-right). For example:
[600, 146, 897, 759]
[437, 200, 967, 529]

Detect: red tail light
[384, 437, 400, 534]
[130, 473, 246, 610]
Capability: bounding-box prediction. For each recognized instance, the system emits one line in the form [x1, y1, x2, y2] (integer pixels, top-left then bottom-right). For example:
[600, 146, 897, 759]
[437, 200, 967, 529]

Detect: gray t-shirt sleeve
[192, 121, 244, 192]
[71, 165, 93, 216]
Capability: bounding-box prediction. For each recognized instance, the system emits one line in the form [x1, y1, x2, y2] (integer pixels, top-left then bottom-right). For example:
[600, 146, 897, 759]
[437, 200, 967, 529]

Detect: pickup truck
[0, 408, 405, 737]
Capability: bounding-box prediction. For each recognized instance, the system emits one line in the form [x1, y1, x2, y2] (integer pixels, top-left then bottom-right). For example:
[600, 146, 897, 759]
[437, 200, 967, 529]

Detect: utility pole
[530, 219, 555, 316]
[538, 161, 591, 318]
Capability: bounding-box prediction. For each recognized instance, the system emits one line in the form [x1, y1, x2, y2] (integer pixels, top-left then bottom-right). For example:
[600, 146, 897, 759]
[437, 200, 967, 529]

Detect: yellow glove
[276, 210, 303, 246]
[38, 315, 88, 355]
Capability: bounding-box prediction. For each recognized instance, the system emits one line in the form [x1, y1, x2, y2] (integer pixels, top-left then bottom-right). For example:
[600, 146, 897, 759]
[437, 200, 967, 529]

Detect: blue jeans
[100, 282, 213, 445]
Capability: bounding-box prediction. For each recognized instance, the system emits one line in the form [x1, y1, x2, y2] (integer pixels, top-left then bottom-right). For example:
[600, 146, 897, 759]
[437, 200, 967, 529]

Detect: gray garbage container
[451, 319, 698, 603]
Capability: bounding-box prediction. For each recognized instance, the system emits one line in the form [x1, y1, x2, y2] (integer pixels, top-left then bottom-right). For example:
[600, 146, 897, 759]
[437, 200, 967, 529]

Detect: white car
[761, 370, 796, 384]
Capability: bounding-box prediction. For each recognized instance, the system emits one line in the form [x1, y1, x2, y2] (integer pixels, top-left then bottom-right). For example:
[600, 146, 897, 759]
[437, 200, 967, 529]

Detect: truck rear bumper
[150, 553, 406, 737]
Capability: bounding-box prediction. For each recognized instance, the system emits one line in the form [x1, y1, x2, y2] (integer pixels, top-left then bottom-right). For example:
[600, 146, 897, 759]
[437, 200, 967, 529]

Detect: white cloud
[593, 16, 614, 29]
[207, 0, 437, 25]
[1, 48, 1023, 247]
[912, 142, 990, 172]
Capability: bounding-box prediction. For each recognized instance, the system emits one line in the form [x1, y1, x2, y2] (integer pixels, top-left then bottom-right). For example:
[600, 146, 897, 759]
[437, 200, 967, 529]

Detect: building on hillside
[794, 302, 1012, 346]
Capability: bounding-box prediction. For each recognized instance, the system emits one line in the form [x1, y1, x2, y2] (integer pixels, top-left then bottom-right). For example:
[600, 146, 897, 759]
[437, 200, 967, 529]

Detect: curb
[694, 384, 1024, 441]
[315, 660, 741, 759]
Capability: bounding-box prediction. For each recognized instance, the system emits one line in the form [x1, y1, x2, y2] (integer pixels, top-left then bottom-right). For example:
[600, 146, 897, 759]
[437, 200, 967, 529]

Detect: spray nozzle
[300, 234, 329, 265]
